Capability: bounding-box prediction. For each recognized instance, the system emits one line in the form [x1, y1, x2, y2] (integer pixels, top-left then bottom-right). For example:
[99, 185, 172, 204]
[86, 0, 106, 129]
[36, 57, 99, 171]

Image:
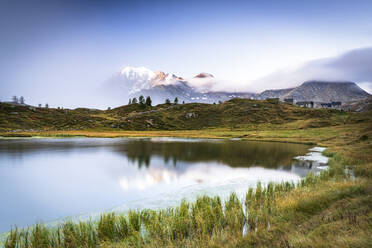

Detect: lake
[0, 137, 323, 233]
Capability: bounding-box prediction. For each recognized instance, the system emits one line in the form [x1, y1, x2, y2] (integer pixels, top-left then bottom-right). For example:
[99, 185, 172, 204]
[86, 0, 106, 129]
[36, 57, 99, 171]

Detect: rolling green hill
[0, 99, 355, 132]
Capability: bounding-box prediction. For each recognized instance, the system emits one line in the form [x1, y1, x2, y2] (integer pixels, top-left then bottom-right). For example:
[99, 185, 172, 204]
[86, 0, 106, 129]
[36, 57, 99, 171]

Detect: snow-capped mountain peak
[152, 71, 166, 82]
[118, 66, 183, 93]
[152, 71, 180, 86]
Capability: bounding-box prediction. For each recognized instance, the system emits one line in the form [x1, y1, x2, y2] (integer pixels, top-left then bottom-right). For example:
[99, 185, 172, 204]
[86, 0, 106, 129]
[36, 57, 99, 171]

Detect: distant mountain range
[107, 66, 370, 104]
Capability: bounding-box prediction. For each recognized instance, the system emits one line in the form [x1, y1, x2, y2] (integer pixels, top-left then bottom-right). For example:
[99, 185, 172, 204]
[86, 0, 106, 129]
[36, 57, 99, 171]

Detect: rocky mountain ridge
[257, 81, 370, 103]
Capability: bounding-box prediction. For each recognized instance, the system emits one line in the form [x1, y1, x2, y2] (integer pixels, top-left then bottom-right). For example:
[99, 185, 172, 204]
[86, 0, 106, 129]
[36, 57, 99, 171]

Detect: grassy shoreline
[0, 130, 319, 146]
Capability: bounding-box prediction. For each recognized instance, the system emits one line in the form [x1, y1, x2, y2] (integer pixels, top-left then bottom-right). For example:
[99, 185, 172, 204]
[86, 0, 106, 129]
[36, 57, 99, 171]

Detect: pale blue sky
[1, 0, 371, 108]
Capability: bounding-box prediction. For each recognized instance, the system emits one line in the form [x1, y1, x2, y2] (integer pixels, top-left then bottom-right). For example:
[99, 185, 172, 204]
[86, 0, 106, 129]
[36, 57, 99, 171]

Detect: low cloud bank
[250, 47, 372, 93]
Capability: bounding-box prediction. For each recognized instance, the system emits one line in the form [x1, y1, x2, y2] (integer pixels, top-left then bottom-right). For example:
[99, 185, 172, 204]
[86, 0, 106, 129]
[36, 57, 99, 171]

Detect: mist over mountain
[106, 66, 256, 104]
[252, 47, 372, 93]
[106, 66, 370, 105]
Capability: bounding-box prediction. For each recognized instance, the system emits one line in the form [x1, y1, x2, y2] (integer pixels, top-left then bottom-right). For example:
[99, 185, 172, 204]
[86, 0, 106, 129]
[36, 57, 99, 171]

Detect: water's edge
[0, 145, 328, 243]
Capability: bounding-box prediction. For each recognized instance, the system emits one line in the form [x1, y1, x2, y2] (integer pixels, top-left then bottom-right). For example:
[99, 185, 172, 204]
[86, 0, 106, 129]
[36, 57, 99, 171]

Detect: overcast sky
[1, 0, 371, 108]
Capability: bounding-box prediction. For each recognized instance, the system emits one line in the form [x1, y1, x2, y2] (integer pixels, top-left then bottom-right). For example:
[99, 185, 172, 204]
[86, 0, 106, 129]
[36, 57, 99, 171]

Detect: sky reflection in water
[0, 138, 317, 232]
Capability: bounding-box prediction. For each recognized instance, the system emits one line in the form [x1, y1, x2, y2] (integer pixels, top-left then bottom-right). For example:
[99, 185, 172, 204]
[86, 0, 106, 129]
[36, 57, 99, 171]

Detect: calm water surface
[0, 137, 318, 233]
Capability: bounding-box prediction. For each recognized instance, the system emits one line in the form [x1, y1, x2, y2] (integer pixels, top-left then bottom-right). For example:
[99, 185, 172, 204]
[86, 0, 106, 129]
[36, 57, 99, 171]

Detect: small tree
[12, 96, 18, 103]
[45, 103, 49, 109]
[145, 96, 152, 107]
[139, 95, 146, 109]
[218, 100, 223, 104]
[165, 98, 171, 105]
[174, 97, 178, 104]
[38, 104, 42, 108]
[182, 101, 185, 104]
[107, 106, 111, 110]
[20, 96, 25, 105]
[139, 95, 145, 105]
[128, 98, 132, 105]
[132, 97, 138, 104]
